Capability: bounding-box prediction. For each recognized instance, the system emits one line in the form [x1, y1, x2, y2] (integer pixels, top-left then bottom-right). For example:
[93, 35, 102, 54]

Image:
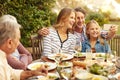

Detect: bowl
[75, 72, 93, 80]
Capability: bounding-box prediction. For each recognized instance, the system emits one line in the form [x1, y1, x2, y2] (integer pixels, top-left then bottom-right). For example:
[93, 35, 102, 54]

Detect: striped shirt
[42, 28, 76, 56]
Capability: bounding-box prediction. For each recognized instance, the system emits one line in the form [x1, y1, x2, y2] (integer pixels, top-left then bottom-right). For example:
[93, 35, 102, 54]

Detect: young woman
[81, 20, 111, 53]
[42, 7, 76, 56]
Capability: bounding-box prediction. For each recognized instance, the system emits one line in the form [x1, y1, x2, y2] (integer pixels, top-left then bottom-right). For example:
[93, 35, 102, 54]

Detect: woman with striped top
[42, 7, 76, 56]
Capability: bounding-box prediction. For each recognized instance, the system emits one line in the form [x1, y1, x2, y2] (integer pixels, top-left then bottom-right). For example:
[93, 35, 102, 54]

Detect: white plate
[92, 75, 108, 80]
[75, 72, 93, 80]
[47, 73, 59, 80]
[48, 53, 73, 61]
[37, 73, 59, 80]
[94, 53, 114, 58]
[27, 62, 57, 71]
[113, 73, 120, 79]
[59, 62, 73, 68]
[74, 52, 86, 57]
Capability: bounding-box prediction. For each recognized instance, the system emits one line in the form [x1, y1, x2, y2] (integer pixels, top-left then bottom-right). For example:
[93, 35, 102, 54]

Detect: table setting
[26, 52, 120, 80]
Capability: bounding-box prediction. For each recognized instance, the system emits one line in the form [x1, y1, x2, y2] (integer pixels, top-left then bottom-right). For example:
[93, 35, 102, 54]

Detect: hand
[38, 27, 49, 36]
[37, 64, 48, 74]
[106, 25, 118, 40]
[20, 65, 48, 80]
[109, 25, 118, 34]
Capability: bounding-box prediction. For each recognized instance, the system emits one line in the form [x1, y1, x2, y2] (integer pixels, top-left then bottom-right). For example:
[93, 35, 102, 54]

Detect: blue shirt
[81, 39, 111, 53]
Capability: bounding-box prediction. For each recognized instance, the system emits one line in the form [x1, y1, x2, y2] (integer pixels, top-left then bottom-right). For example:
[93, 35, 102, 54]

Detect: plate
[47, 73, 59, 80]
[38, 73, 59, 80]
[114, 73, 120, 79]
[92, 75, 108, 80]
[75, 72, 93, 80]
[47, 53, 73, 61]
[74, 52, 86, 58]
[94, 53, 114, 59]
[59, 62, 73, 68]
[27, 62, 57, 71]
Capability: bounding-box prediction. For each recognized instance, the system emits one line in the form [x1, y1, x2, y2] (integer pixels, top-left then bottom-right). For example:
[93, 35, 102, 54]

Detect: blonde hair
[53, 7, 74, 33]
[86, 20, 104, 45]
[0, 15, 21, 45]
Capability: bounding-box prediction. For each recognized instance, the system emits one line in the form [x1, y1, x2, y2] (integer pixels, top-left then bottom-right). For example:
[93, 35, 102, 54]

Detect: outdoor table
[27, 54, 120, 80]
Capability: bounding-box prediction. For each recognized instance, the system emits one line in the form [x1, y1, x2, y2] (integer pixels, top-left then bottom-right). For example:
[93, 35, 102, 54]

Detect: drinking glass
[61, 68, 72, 80]
[74, 42, 82, 60]
[54, 49, 63, 66]
[86, 49, 92, 60]
[75, 41, 82, 52]
[112, 50, 117, 63]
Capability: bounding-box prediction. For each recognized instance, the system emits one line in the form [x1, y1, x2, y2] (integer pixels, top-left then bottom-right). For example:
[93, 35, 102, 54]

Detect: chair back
[108, 34, 120, 56]
[30, 34, 43, 60]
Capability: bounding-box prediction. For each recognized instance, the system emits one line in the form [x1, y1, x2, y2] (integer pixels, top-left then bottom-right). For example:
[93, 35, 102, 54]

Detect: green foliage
[85, 12, 109, 26]
[0, 0, 56, 46]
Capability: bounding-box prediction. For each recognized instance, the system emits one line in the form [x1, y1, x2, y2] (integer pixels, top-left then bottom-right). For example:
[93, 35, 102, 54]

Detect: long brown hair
[86, 20, 104, 45]
[53, 7, 74, 33]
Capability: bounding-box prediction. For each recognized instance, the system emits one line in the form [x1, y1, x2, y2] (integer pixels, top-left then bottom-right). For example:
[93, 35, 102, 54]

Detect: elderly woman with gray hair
[0, 15, 32, 70]
[0, 14, 47, 80]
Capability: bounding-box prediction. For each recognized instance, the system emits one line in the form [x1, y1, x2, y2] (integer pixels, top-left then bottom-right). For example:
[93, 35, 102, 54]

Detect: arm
[17, 43, 32, 64]
[42, 33, 52, 56]
[20, 65, 48, 80]
[38, 27, 49, 37]
[7, 55, 27, 70]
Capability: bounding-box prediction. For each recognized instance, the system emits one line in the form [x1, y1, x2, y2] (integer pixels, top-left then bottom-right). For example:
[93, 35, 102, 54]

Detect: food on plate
[74, 52, 85, 57]
[38, 76, 48, 80]
[48, 53, 73, 61]
[73, 61, 86, 69]
[48, 73, 59, 80]
[92, 77, 102, 80]
[30, 63, 43, 70]
[96, 54, 105, 57]
[59, 62, 73, 67]
[56, 53, 67, 58]
[27, 62, 57, 71]
[75, 72, 93, 80]
[95, 53, 113, 59]
[89, 63, 108, 76]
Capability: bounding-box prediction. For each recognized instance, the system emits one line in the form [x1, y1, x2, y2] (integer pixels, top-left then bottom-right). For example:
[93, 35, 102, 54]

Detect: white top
[42, 28, 76, 56]
[0, 50, 23, 80]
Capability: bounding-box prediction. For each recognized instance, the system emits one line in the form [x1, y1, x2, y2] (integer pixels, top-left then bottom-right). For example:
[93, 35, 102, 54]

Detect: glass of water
[86, 49, 92, 60]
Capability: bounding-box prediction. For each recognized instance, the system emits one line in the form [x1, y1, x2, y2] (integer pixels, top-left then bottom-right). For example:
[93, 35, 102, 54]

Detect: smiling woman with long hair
[42, 7, 76, 56]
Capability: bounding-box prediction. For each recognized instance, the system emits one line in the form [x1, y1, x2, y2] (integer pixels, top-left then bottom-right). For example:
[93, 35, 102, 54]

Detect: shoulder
[69, 33, 75, 38]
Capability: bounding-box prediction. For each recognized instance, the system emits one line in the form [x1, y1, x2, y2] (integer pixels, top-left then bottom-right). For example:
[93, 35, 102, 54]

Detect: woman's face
[65, 12, 75, 29]
[75, 12, 85, 28]
[87, 23, 101, 38]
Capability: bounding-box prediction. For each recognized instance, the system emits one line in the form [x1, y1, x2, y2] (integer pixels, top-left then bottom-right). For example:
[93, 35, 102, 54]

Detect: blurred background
[0, 0, 120, 46]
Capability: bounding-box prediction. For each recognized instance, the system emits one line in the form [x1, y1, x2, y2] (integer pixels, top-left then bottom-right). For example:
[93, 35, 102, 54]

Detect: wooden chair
[108, 34, 120, 56]
[30, 34, 43, 60]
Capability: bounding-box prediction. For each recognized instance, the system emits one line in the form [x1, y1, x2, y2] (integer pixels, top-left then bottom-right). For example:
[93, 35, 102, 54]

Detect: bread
[73, 61, 86, 68]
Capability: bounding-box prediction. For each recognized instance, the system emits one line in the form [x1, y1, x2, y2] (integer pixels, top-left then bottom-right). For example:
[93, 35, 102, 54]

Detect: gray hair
[0, 15, 21, 45]
[0, 14, 17, 23]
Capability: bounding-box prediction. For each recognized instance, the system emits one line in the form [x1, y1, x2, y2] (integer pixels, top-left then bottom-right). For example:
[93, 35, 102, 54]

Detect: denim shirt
[81, 39, 111, 53]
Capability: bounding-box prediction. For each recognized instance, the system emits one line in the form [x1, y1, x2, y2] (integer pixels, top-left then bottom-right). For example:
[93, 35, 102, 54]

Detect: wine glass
[54, 49, 63, 66]
[61, 68, 72, 80]
[86, 49, 92, 60]
[74, 42, 82, 60]
[111, 50, 117, 63]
